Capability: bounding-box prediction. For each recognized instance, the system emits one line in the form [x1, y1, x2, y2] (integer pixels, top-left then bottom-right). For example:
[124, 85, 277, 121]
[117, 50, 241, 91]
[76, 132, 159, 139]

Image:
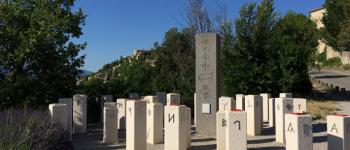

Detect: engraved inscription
[234, 120, 241, 130]
[222, 119, 227, 127]
[331, 123, 338, 133]
[168, 114, 175, 123]
[287, 123, 295, 133]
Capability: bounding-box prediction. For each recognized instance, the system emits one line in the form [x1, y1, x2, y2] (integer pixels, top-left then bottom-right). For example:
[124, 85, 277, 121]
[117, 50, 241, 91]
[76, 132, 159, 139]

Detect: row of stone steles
[215, 93, 350, 150]
[49, 93, 192, 150]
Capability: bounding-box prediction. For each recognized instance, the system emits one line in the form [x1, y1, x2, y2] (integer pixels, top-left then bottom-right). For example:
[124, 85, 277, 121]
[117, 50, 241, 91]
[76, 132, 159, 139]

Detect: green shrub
[323, 57, 342, 67]
[343, 64, 350, 70]
[0, 108, 73, 150]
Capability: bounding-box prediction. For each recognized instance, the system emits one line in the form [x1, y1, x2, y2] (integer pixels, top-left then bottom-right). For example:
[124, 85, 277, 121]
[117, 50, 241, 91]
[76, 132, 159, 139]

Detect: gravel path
[73, 123, 328, 150]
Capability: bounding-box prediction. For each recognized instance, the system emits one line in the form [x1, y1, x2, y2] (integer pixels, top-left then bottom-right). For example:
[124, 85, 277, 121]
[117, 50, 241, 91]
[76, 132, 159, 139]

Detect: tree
[230, 0, 276, 95]
[271, 12, 319, 95]
[185, 0, 213, 33]
[0, 0, 86, 107]
[322, 0, 349, 51]
[153, 28, 195, 108]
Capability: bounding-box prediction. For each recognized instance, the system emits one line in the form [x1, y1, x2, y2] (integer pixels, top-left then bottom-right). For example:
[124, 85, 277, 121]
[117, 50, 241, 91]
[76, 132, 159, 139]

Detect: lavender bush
[0, 108, 73, 150]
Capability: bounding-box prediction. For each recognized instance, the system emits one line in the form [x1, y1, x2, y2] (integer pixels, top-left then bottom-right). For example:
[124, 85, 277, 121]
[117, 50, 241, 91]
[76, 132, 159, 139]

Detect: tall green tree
[153, 28, 195, 108]
[322, 0, 349, 51]
[0, 0, 86, 107]
[271, 12, 319, 95]
[230, 0, 276, 95]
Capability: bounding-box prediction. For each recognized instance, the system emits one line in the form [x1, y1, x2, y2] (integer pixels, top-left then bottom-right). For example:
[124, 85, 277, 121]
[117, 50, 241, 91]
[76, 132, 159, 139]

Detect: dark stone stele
[195, 33, 221, 136]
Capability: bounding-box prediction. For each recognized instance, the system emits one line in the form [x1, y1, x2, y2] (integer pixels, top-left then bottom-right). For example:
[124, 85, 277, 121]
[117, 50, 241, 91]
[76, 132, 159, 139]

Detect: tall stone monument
[260, 93, 271, 122]
[236, 94, 245, 111]
[103, 107, 118, 144]
[195, 33, 221, 136]
[145, 96, 164, 144]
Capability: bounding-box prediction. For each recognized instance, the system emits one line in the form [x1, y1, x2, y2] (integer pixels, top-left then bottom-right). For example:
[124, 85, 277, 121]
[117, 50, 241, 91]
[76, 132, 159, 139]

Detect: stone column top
[331, 114, 349, 117]
[289, 112, 308, 116]
[231, 109, 243, 112]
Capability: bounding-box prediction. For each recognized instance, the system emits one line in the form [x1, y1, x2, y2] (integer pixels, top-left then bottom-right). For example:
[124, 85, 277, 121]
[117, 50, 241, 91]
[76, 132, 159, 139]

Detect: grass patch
[307, 100, 341, 120]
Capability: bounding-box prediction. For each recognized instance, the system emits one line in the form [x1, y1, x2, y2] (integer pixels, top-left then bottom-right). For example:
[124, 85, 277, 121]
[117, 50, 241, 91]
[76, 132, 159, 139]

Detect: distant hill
[78, 70, 93, 78]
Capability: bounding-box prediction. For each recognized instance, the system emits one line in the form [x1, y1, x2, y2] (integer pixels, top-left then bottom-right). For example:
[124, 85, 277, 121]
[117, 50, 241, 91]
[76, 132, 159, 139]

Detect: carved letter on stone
[168, 114, 175, 123]
[287, 123, 295, 133]
[331, 123, 338, 133]
[234, 120, 241, 130]
[222, 119, 227, 127]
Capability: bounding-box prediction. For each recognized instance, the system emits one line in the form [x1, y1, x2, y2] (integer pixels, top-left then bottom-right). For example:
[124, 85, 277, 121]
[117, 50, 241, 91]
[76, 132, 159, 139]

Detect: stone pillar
[226, 110, 247, 150]
[245, 95, 262, 136]
[49, 103, 68, 129]
[101, 95, 113, 121]
[260, 93, 271, 122]
[116, 98, 126, 130]
[126, 100, 146, 150]
[268, 98, 275, 127]
[156, 92, 166, 105]
[103, 107, 118, 144]
[166, 93, 180, 106]
[164, 105, 190, 150]
[275, 98, 294, 143]
[58, 98, 72, 140]
[327, 114, 350, 150]
[73, 94, 87, 133]
[285, 113, 312, 150]
[195, 33, 221, 136]
[280, 93, 292, 98]
[145, 96, 164, 144]
[184, 106, 192, 149]
[293, 98, 307, 113]
[216, 111, 227, 150]
[219, 96, 235, 111]
[236, 94, 245, 111]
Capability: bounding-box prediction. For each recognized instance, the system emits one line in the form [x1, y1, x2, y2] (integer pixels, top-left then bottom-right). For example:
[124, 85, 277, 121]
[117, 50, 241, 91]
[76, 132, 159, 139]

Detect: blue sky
[73, 0, 324, 72]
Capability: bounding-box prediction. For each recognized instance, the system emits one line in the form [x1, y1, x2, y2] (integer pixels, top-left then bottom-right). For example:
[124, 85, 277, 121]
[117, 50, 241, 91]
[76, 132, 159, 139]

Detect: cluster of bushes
[0, 108, 73, 149]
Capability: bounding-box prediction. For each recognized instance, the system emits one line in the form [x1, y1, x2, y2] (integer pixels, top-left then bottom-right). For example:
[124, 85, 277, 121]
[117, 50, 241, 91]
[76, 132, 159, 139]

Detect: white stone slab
[245, 95, 262, 136]
[166, 93, 180, 106]
[144, 95, 158, 104]
[126, 100, 146, 150]
[275, 98, 294, 143]
[116, 98, 126, 130]
[226, 110, 247, 150]
[58, 98, 73, 140]
[285, 113, 312, 150]
[268, 98, 275, 127]
[73, 94, 87, 133]
[260, 93, 271, 122]
[49, 103, 68, 129]
[103, 107, 118, 144]
[101, 95, 113, 121]
[146, 101, 164, 144]
[216, 111, 227, 150]
[219, 96, 235, 111]
[236, 94, 245, 111]
[293, 98, 307, 113]
[280, 93, 292, 98]
[327, 114, 350, 150]
[164, 105, 190, 150]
